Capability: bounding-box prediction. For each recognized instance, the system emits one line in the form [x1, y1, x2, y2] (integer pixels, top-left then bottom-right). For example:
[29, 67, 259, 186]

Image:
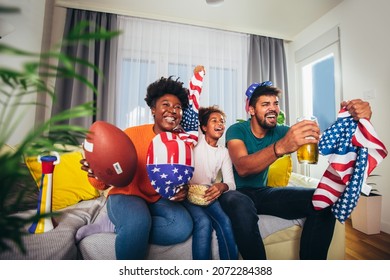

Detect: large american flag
[312, 108, 388, 223]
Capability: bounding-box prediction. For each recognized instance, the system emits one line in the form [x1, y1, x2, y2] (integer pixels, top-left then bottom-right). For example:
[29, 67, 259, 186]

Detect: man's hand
[341, 99, 372, 120]
[277, 119, 320, 155]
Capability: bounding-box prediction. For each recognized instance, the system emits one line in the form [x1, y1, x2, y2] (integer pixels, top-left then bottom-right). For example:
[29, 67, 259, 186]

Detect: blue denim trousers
[107, 194, 193, 260]
[183, 199, 238, 260]
[219, 187, 336, 260]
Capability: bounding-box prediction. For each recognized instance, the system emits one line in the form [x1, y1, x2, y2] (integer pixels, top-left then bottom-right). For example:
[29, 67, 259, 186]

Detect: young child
[183, 105, 238, 260]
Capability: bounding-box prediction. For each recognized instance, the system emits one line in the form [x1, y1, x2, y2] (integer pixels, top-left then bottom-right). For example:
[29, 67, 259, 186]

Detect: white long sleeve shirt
[189, 134, 236, 191]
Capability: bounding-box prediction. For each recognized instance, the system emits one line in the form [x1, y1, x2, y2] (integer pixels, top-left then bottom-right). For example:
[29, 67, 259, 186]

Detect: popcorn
[187, 184, 211, 206]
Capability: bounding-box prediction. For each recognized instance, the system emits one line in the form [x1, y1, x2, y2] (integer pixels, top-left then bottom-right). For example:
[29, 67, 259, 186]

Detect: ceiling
[56, 0, 344, 40]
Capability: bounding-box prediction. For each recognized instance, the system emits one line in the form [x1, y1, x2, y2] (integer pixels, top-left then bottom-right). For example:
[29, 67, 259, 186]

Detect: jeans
[183, 199, 238, 260]
[219, 187, 336, 260]
[107, 194, 193, 260]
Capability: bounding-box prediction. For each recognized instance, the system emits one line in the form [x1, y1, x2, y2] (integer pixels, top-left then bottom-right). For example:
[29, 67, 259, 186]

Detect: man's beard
[255, 114, 277, 130]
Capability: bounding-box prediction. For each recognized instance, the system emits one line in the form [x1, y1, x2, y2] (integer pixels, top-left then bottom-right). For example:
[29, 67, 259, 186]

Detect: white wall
[286, 0, 390, 233]
[0, 0, 46, 146]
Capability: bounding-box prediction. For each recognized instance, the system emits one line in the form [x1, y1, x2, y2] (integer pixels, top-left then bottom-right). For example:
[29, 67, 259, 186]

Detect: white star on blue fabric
[319, 116, 368, 222]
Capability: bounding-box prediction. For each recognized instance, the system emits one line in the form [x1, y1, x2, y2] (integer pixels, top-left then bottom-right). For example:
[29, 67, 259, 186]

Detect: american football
[83, 121, 137, 187]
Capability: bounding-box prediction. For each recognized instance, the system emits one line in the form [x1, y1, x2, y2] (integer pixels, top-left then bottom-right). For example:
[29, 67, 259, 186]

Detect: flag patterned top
[146, 132, 194, 199]
[312, 108, 388, 223]
[147, 68, 204, 198]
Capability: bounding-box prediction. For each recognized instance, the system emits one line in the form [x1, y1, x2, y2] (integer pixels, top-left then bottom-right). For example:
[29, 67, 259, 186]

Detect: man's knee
[220, 191, 256, 214]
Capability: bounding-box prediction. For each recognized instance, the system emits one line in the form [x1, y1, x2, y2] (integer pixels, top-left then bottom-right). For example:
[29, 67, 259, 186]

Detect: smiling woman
[82, 73, 199, 260]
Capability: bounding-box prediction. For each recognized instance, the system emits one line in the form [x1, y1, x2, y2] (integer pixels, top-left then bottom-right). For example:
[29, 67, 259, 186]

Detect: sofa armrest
[288, 172, 320, 188]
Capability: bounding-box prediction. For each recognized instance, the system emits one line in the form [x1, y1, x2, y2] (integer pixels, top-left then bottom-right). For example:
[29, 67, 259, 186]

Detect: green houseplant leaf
[0, 21, 119, 254]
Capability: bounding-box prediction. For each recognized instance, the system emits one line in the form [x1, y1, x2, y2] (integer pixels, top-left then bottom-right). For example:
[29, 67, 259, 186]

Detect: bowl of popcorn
[187, 184, 211, 206]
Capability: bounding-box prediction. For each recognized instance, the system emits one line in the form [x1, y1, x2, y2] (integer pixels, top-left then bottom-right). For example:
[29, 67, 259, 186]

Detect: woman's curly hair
[144, 76, 189, 109]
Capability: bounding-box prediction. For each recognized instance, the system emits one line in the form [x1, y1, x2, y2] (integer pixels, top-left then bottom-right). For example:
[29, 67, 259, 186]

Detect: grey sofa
[1, 173, 345, 260]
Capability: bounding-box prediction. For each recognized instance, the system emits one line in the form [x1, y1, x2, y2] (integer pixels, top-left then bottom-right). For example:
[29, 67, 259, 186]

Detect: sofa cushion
[0, 196, 106, 260]
[25, 151, 100, 211]
[1, 144, 39, 214]
[267, 154, 292, 187]
[288, 172, 320, 188]
[79, 232, 222, 260]
[3, 162, 40, 213]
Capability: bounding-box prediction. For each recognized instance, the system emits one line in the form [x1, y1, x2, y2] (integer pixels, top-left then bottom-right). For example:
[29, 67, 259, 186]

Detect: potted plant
[0, 17, 120, 253]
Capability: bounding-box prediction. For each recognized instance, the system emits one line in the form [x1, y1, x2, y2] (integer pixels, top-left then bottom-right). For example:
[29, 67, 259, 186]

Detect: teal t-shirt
[225, 120, 290, 189]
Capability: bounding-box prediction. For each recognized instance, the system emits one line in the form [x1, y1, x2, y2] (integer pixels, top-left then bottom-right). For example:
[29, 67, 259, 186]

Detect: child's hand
[204, 183, 228, 202]
[194, 65, 205, 75]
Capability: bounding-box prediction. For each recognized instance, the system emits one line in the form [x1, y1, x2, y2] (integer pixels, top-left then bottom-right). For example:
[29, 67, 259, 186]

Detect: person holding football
[79, 67, 205, 259]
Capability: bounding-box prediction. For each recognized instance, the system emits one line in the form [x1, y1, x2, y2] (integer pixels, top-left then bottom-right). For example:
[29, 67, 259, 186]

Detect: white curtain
[115, 16, 249, 131]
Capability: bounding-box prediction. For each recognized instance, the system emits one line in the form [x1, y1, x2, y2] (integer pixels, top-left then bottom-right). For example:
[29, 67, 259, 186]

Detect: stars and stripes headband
[245, 81, 273, 113]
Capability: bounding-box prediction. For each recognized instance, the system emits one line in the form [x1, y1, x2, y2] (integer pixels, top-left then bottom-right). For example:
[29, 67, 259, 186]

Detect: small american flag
[176, 69, 204, 146]
[312, 108, 388, 222]
[146, 132, 194, 199]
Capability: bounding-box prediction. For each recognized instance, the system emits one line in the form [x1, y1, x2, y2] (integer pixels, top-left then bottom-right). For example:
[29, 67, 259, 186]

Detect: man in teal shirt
[219, 81, 372, 259]
[227, 118, 289, 188]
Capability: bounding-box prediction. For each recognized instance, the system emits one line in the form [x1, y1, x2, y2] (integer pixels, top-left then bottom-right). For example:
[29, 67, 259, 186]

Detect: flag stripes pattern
[312, 108, 387, 222]
[178, 69, 204, 146]
[147, 132, 193, 166]
[146, 132, 194, 199]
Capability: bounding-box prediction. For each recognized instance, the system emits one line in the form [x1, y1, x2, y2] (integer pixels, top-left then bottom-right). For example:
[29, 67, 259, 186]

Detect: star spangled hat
[146, 132, 194, 199]
[245, 81, 273, 112]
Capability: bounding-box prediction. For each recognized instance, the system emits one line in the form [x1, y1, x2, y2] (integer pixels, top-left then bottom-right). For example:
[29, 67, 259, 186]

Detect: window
[118, 59, 157, 129]
[115, 16, 249, 132]
[301, 51, 339, 132]
[295, 27, 342, 178]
